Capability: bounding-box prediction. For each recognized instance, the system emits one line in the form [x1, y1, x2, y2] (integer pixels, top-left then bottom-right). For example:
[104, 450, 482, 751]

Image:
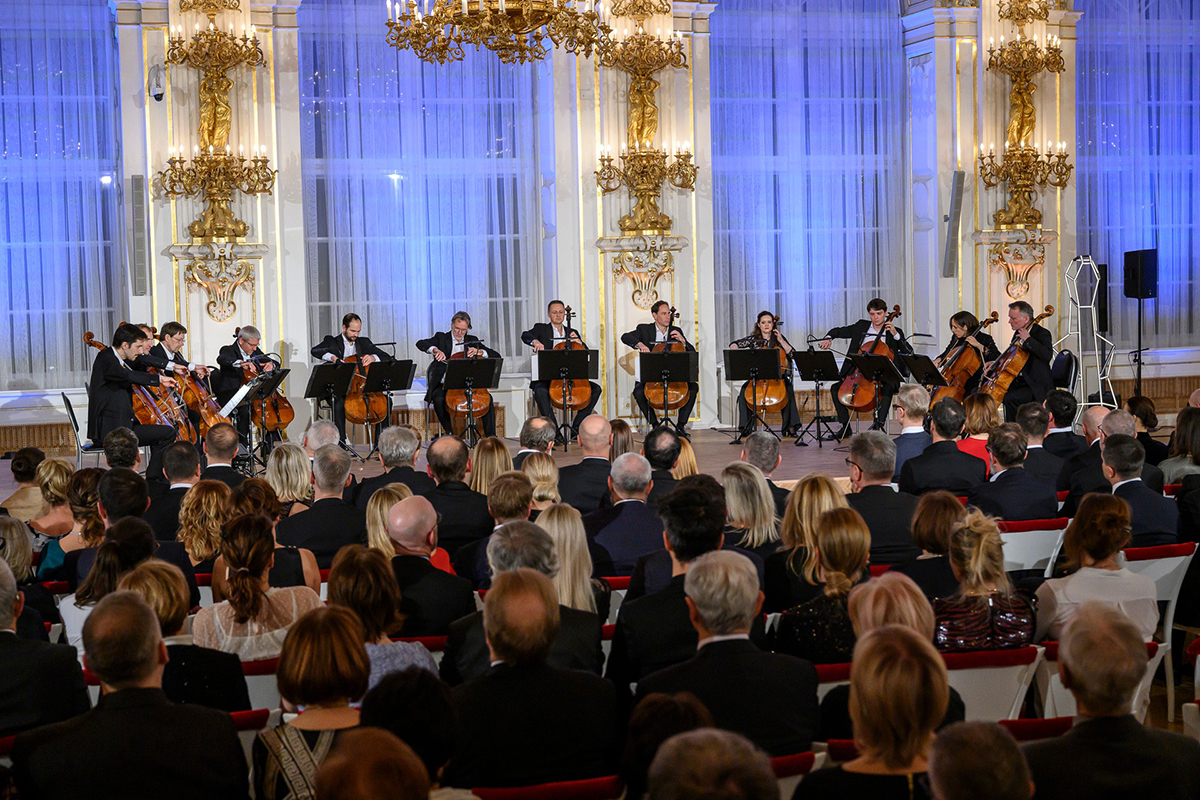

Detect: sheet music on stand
[219, 380, 257, 418]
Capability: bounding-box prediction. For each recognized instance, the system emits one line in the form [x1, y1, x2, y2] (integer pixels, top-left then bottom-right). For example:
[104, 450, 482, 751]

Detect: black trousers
[133, 424, 176, 482]
[430, 387, 496, 438]
[737, 380, 801, 434]
[831, 380, 897, 429]
[531, 380, 602, 434]
[633, 381, 699, 429]
[330, 396, 387, 445]
[1002, 383, 1037, 422]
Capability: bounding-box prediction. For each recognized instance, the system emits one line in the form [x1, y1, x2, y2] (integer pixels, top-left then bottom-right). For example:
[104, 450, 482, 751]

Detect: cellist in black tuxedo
[310, 312, 393, 444]
[214, 325, 276, 441]
[620, 300, 698, 434]
[417, 311, 501, 437]
[146, 321, 211, 449]
[521, 300, 602, 440]
[984, 300, 1055, 420]
[818, 297, 912, 438]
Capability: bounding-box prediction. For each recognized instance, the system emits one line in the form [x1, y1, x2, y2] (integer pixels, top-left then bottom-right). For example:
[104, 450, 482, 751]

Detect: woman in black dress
[1126, 395, 1170, 466]
[890, 491, 966, 601]
[763, 473, 848, 614]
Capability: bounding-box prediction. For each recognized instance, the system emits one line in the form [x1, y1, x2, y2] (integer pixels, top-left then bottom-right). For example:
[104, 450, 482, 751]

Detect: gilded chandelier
[384, 0, 610, 65]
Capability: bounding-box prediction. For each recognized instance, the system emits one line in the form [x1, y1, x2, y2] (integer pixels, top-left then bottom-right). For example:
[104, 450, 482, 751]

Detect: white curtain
[709, 0, 906, 349]
[298, 0, 549, 374]
[1076, 0, 1200, 351]
[0, 0, 125, 392]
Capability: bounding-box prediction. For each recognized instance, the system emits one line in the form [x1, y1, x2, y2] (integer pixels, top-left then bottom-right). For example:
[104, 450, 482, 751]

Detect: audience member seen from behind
[621, 693, 713, 800]
[897, 398, 988, 496]
[933, 511, 1035, 651]
[671, 438, 699, 480]
[890, 491, 967, 601]
[385, 496, 476, 638]
[275, 444, 367, 569]
[177, 479, 231, 571]
[327, 544, 437, 690]
[265, 442, 315, 517]
[609, 419, 636, 462]
[193, 513, 322, 661]
[521, 451, 561, 512]
[721, 462, 781, 562]
[958, 393, 1001, 466]
[1162, 406, 1200, 485]
[26, 458, 75, 540]
[103, 427, 141, 470]
[0, 516, 63, 637]
[118, 559, 250, 711]
[314, 727, 431, 800]
[966, 423, 1058, 521]
[1034, 494, 1157, 642]
[764, 473, 848, 613]
[365, 483, 413, 558]
[38, 467, 104, 580]
[2, 446, 46, 522]
[844, 432, 921, 565]
[772, 507, 870, 664]
[928, 722, 1032, 800]
[253, 605, 370, 800]
[647, 729, 778, 800]
[1023, 603, 1200, 800]
[1126, 395, 1169, 466]
[537, 503, 607, 616]
[1104, 434, 1179, 546]
[468, 436, 514, 495]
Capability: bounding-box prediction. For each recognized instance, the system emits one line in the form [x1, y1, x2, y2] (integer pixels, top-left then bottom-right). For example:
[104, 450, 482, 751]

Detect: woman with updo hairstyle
[27, 458, 75, 539]
[933, 510, 1035, 651]
[521, 451, 560, 512]
[1034, 494, 1158, 641]
[609, 419, 635, 462]
[177, 479, 231, 571]
[35, 466, 103, 581]
[764, 473, 848, 613]
[193, 513, 322, 660]
[469, 436, 513, 495]
[265, 442, 314, 516]
[957, 393, 1000, 466]
[772, 507, 870, 664]
[891, 491, 967, 601]
[365, 483, 413, 558]
[1126, 395, 1168, 466]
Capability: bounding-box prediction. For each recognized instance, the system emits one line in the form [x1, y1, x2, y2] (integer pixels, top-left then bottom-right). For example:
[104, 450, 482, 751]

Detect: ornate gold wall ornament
[610, 0, 671, 21]
[179, 0, 241, 22]
[172, 241, 265, 322]
[167, 24, 265, 150]
[596, 146, 696, 234]
[611, 246, 676, 309]
[998, 0, 1049, 29]
[158, 150, 277, 240]
[973, 228, 1057, 300]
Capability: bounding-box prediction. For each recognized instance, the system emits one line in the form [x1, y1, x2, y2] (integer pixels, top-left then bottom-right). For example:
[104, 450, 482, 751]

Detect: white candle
[388, 0, 393, 20]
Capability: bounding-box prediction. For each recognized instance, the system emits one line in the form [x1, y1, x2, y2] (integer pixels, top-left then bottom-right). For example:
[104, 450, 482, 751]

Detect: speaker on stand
[1123, 249, 1158, 398]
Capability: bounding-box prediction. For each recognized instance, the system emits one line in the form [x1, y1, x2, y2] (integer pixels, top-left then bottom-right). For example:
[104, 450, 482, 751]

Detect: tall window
[0, 0, 125, 392]
[709, 0, 906, 349]
[299, 0, 549, 372]
[1076, 0, 1200, 350]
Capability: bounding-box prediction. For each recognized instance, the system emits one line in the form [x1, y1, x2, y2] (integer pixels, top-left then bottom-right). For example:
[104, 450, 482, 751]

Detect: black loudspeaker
[1095, 263, 1109, 333]
[1123, 249, 1158, 299]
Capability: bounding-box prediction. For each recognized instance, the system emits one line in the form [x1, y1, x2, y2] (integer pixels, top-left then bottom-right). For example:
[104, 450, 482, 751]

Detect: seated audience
[967, 423, 1058, 521]
[1043, 389, 1088, 459]
[763, 473, 847, 613]
[793, 625, 948, 800]
[1035, 494, 1157, 641]
[647, 729, 777, 800]
[425, 435, 493, 559]
[193, 513, 322, 660]
[302, 421, 358, 502]
[468, 436, 513, 494]
[584, 452, 664, 576]
[772, 507, 870, 664]
[1, 446, 46, 522]
[314, 728, 430, 800]
[118, 559, 250, 711]
[958, 393, 1001, 466]
[354, 426, 435, 510]
[643, 426, 683, 505]
[213, 479, 322, 600]
[1105, 434, 1178, 546]
[253, 606, 369, 800]
[893, 383, 932, 480]
[928, 722, 1032, 800]
[1126, 395, 1169, 466]
[0, 517, 58, 632]
[638, 551, 819, 756]
[558, 414, 613, 514]
[26, 458, 75, 539]
[512, 417, 555, 468]
[265, 442, 315, 517]
[898, 398, 987, 496]
[200, 422, 245, 489]
[1015, 402, 1064, 484]
[609, 418, 636, 461]
[1023, 603, 1200, 800]
[844, 432, 920, 565]
[103, 426, 141, 471]
[442, 569, 620, 789]
[721, 461, 781, 561]
[386, 495, 476, 637]
[327, 545, 437, 689]
[671, 438, 699, 480]
[538, 503, 609, 618]
[177, 479, 231, 571]
[620, 693, 713, 800]
[37, 467, 103, 579]
[1057, 405, 1109, 495]
[143, 442, 201, 540]
[365, 482, 413, 558]
[521, 451, 560, 512]
[12, 592, 249, 799]
[740, 430, 790, 517]
[453, 471, 534, 587]
[1062, 409, 1165, 515]
[276, 444, 367, 568]
[891, 491, 966, 600]
[1161, 405, 1200, 485]
[934, 511, 1035, 651]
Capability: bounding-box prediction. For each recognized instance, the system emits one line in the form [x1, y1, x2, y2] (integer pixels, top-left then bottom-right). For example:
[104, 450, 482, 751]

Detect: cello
[234, 327, 295, 437]
[736, 316, 792, 416]
[343, 355, 389, 427]
[930, 311, 1000, 405]
[548, 306, 593, 413]
[180, 372, 230, 437]
[82, 331, 180, 433]
[117, 322, 197, 444]
[445, 341, 493, 437]
[835, 305, 902, 414]
[979, 305, 1055, 405]
[643, 307, 693, 414]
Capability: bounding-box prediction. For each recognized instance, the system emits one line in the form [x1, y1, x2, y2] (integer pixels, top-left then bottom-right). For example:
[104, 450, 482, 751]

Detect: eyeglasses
[844, 458, 860, 471]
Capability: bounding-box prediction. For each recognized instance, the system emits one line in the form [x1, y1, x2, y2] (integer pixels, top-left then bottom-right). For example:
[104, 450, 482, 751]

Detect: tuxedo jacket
[647, 469, 678, 508]
[275, 497, 368, 568]
[767, 479, 790, 519]
[86, 347, 162, 442]
[997, 322, 1055, 400]
[620, 324, 697, 386]
[148, 342, 191, 370]
[415, 331, 500, 401]
[558, 457, 611, 515]
[521, 322, 589, 352]
[200, 464, 244, 490]
[1060, 442, 1165, 517]
[637, 638, 819, 756]
[1024, 446, 1064, 484]
[355, 465, 436, 510]
[310, 334, 392, 364]
[391, 555, 477, 637]
[823, 319, 911, 381]
[1116, 479, 1179, 546]
[893, 430, 933, 481]
[425, 480, 494, 559]
[214, 341, 268, 402]
[967, 467, 1059, 521]
[846, 485, 921, 565]
[143, 486, 187, 541]
[625, 545, 765, 602]
[898, 440, 990, 496]
[1043, 430, 1090, 460]
[0, 633, 90, 738]
[584, 499, 665, 576]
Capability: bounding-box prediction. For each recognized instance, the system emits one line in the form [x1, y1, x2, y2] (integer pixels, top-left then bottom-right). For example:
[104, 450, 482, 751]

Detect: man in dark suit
[740, 431, 789, 518]
[585, 453, 664, 576]
[1022, 603, 1200, 800]
[86, 323, 179, 482]
[355, 425, 435, 510]
[311, 312, 394, 444]
[637, 551, 818, 756]
[892, 384, 932, 480]
[0, 560, 90, 737]
[521, 300, 602, 440]
[1057, 406, 1109, 493]
[214, 324, 276, 443]
[1060, 409, 1165, 517]
[143, 442, 200, 541]
[643, 425, 681, 506]
[424, 435, 494, 559]
[276, 444, 368, 568]
[620, 300, 698, 435]
[1104, 435, 1178, 547]
[199, 422, 244, 489]
[512, 416, 556, 468]
[440, 521, 603, 687]
[845, 432, 920, 564]
[387, 495, 476, 637]
[451, 473, 534, 589]
[12, 592, 250, 800]
[1043, 388, 1089, 459]
[443, 569, 619, 789]
[416, 310, 502, 437]
[1016, 402, 1065, 484]
[899, 398, 988, 495]
[145, 321, 212, 453]
[987, 300, 1054, 421]
[558, 415, 612, 514]
[967, 424, 1058, 521]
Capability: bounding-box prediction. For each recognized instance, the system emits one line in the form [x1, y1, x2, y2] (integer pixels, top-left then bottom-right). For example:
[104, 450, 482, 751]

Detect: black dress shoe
[835, 424, 852, 441]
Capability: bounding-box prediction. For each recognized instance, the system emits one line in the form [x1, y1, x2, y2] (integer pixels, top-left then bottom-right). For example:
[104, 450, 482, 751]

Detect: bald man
[388, 496, 476, 636]
[558, 415, 614, 514]
[1056, 406, 1110, 493]
[1060, 409, 1165, 517]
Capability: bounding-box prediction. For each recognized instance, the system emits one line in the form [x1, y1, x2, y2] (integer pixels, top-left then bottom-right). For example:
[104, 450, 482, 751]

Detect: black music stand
[361, 360, 416, 459]
[535, 349, 599, 451]
[303, 362, 361, 460]
[243, 367, 290, 471]
[899, 353, 947, 390]
[793, 349, 842, 448]
[724, 348, 784, 444]
[638, 351, 699, 432]
[444, 358, 503, 448]
[846, 354, 904, 432]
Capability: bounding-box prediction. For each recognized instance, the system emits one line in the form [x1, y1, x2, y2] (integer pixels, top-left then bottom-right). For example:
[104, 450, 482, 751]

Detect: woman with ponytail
[193, 513, 322, 661]
[933, 510, 1035, 651]
[521, 451, 561, 513]
[1034, 494, 1158, 641]
[772, 507, 871, 664]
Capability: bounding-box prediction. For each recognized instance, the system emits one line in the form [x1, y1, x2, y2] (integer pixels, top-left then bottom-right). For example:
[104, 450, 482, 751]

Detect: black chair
[63, 392, 105, 469]
[1050, 350, 1078, 391]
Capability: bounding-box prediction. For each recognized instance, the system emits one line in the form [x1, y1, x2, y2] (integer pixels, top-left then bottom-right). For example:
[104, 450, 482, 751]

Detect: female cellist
[931, 311, 1002, 398]
[729, 311, 801, 437]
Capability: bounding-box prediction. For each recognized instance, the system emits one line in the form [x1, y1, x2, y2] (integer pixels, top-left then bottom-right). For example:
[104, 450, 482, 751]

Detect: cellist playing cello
[311, 313, 393, 445]
[983, 300, 1054, 420]
[932, 311, 1001, 396]
[521, 300, 601, 443]
[621, 300, 698, 436]
[818, 298, 912, 439]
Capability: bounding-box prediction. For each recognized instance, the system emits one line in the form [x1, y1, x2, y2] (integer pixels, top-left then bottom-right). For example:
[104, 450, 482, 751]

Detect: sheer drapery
[299, 0, 547, 375]
[0, 0, 125, 392]
[1076, 0, 1200, 350]
[709, 0, 906, 350]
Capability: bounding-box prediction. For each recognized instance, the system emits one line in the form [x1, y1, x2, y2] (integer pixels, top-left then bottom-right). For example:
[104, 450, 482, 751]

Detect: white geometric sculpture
[1057, 255, 1115, 412]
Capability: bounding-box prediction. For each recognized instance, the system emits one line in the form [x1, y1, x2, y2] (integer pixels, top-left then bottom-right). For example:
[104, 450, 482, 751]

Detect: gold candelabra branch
[977, 142, 1073, 227]
[997, 0, 1048, 29]
[609, 0, 670, 21]
[595, 143, 695, 234]
[157, 149, 277, 240]
[179, 0, 241, 23]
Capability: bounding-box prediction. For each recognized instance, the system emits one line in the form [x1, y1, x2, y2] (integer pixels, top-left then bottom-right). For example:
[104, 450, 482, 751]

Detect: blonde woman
[721, 462, 780, 561]
[38, 467, 104, 581]
[178, 480, 232, 572]
[468, 436, 513, 495]
[265, 442, 314, 517]
[521, 451, 560, 512]
[365, 483, 413, 558]
[763, 473, 847, 613]
[671, 438, 699, 480]
[609, 419, 635, 461]
[27, 458, 75, 539]
[536, 503, 608, 617]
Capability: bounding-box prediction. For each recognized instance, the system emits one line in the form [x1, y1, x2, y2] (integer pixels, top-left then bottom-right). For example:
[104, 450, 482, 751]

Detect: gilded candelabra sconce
[159, 146, 277, 239]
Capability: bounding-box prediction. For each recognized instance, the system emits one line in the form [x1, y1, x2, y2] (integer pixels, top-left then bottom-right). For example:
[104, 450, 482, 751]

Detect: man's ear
[144, 497, 151, 514]
[774, 454, 782, 472]
[753, 591, 765, 618]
